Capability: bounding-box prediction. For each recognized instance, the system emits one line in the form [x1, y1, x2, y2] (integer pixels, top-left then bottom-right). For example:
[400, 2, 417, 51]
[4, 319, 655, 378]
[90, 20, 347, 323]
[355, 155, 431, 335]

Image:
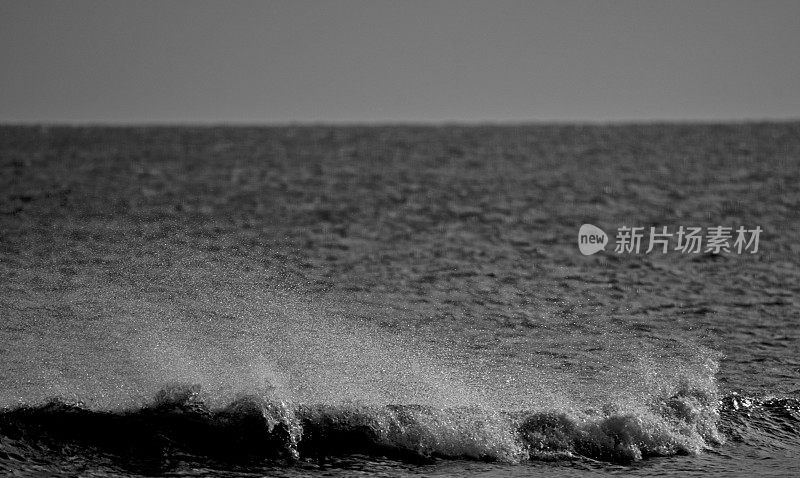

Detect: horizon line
[2, 117, 799, 128]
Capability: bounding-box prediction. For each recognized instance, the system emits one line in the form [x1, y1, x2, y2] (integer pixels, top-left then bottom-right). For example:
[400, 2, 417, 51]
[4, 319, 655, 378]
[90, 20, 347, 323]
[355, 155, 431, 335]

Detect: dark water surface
[1, 124, 799, 476]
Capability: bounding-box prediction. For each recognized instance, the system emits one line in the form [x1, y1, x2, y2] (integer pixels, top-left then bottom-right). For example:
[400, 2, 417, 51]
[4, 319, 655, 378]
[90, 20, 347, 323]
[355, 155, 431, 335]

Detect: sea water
[0, 124, 798, 476]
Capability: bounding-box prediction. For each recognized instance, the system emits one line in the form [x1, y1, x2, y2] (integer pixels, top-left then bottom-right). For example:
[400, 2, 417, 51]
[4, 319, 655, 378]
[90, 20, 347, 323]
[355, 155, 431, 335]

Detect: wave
[0, 381, 761, 472]
[719, 392, 800, 450]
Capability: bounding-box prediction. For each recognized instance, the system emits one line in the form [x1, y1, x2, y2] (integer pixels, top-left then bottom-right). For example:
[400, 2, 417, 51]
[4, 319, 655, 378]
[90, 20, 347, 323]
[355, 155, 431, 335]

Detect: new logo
[578, 224, 608, 255]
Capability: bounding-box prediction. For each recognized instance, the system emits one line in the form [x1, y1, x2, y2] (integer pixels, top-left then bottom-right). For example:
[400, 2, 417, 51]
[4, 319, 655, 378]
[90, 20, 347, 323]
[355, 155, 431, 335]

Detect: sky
[1, 0, 799, 124]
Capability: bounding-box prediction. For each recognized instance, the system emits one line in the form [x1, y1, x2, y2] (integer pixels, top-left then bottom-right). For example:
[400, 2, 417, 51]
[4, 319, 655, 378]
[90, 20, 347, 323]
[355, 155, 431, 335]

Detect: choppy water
[1, 124, 799, 476]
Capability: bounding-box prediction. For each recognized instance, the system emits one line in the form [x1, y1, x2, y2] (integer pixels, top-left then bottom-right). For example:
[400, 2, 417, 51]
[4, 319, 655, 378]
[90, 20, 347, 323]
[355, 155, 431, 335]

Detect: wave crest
[0, 381, 737, 470]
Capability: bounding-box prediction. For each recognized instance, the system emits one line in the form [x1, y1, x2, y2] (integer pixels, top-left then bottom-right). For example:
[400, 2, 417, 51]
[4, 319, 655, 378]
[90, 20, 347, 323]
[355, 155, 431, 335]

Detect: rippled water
[1, 124, 799, 476]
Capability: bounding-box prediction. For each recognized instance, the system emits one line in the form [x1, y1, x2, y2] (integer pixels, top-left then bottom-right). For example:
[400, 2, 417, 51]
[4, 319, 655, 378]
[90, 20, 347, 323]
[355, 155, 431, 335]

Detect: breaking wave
[0, 379, 733, 473]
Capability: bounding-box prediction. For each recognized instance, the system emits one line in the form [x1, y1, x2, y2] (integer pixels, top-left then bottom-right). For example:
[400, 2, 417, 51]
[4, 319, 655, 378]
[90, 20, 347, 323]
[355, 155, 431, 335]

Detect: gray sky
[1, 0, 798, 123]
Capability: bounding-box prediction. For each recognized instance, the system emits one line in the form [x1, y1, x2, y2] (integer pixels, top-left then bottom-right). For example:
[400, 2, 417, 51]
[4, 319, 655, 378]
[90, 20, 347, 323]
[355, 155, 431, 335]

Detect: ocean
[1, 123, 798, 476]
